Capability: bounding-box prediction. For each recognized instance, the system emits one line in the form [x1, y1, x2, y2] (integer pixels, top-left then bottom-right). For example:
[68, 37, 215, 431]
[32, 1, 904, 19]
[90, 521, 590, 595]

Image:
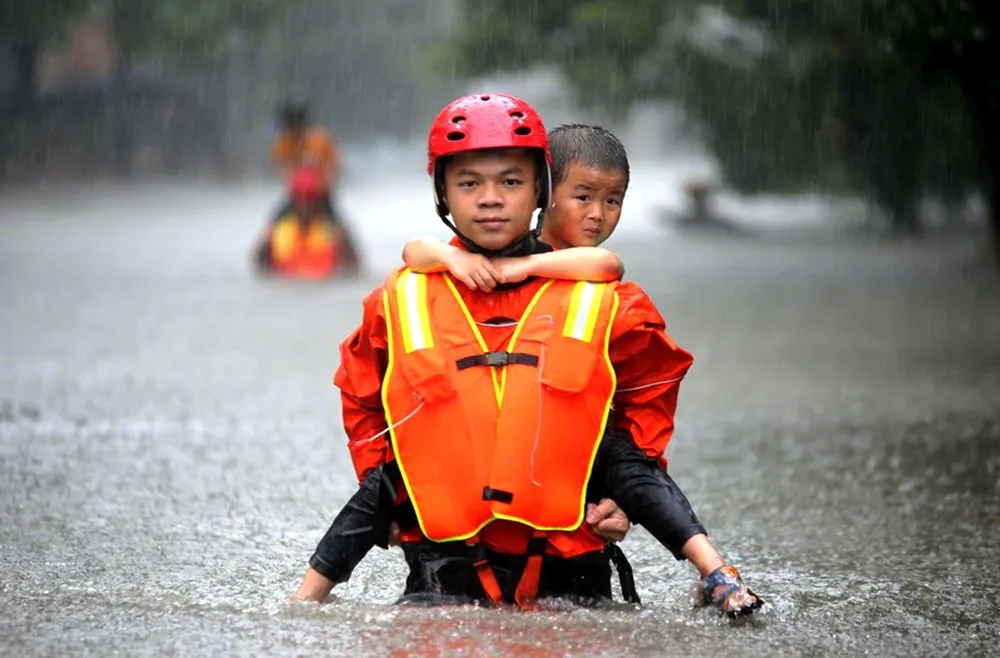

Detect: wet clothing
[268, 127, 355, 268]
[380, 269, 618, 553]
[308, 461, 639, 605]
[260, 200, 361, 274]
[307, 434, 700, 603]
[305, 234, 707, 604]
[339, 238, 692, 489]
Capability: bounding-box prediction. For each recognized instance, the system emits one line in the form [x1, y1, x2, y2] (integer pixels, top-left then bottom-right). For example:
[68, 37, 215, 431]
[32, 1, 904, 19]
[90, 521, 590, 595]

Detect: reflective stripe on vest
[395, 270, 434, 353]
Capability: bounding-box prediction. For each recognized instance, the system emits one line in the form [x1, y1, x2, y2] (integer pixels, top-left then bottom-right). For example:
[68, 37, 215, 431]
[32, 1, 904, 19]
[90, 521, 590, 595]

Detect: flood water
[2, 175, 999, 656]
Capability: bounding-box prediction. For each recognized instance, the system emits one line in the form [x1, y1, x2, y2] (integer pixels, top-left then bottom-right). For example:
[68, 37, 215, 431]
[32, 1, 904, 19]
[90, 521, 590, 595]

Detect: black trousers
[307, 432, 706, 601]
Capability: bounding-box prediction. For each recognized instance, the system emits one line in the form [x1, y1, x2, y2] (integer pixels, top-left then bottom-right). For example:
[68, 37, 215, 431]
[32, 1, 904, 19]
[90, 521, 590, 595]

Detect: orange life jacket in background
[381, 269, 619, 605]
[270, 215, 338, 279]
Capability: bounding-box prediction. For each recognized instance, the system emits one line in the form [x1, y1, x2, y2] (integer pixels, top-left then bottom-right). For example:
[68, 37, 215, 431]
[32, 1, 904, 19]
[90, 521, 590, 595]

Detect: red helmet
[288, 166, 326, 200]
[428, 93, 552, 219]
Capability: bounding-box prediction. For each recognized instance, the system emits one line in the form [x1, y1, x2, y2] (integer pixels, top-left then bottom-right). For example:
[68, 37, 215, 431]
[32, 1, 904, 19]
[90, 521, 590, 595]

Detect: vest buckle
[483, 351, 509, 367]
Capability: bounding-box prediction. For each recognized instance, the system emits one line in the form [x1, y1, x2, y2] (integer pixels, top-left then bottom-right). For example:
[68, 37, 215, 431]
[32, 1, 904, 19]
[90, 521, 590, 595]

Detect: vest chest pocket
[395, 345, 458, 405]
[538, 337, 602, 394]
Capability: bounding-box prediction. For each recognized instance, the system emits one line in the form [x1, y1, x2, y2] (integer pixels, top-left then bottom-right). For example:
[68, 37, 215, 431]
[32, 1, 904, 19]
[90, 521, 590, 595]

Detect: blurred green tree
[448, 0, 997, 257]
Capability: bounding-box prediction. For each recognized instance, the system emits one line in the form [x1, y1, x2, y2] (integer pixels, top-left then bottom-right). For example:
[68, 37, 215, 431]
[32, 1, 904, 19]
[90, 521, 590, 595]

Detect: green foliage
[448, 0, 989, 213]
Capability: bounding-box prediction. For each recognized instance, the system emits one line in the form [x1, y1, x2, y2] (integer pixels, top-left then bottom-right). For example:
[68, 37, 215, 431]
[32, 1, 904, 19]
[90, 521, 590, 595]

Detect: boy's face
[545, 162, 627, 249]
[443, 149, 538, 252]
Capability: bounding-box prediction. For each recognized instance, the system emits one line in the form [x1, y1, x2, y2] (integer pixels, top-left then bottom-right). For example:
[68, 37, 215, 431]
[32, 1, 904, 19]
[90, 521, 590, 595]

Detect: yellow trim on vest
[396, 269, 433, 353]
[562, 281, 607, 342]
[441, 274, 553, 406]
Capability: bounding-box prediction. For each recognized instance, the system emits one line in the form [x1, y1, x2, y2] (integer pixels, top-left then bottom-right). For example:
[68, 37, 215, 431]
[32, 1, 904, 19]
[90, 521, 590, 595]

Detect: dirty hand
[446, 251, 503, 291]
[586, 498, 631, 543]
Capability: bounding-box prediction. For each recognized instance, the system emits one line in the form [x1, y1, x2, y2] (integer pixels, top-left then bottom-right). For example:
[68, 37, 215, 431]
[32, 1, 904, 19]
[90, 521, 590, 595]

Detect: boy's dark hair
[548, 124, 630, 189]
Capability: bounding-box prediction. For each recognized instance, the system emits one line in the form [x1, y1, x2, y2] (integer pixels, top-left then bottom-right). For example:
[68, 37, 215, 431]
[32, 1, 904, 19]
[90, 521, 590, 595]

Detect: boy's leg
[596, 431, 763, 616]
[289, 465, 396, 602]
[596, 431, 708, 562]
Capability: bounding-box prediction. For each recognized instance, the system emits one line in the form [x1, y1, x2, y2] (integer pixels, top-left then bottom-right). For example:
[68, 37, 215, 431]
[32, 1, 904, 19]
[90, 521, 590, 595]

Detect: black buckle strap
[606, 544, 641, 605]
[455, 351, 539, 371]
[482, 486, 514, 504]
[468, 541, 489, 567]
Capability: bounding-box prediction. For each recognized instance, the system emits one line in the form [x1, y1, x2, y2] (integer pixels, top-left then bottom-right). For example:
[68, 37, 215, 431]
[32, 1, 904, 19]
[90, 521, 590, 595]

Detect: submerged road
[2, 179, 999, 656]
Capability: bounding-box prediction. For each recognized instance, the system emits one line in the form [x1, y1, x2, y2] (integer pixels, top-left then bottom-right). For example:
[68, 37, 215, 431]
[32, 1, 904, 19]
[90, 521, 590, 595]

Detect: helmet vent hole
[446, 131, 466, 141]
[451, 116, 466, 124]
[510, 111, 524, 119]
[514, 126, 532, 136]
[480, 94, 491, 101]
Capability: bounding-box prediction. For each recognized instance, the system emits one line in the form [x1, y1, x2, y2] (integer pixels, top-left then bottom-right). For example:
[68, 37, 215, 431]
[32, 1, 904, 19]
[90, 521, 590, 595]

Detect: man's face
[544, 162, 627, 249]
[442, 149, 538, 251]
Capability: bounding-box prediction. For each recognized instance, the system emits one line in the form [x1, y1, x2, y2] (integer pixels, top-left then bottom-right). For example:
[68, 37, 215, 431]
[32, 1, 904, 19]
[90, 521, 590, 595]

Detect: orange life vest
[381, 269, 619, 605]
[270, 215, 338, 278]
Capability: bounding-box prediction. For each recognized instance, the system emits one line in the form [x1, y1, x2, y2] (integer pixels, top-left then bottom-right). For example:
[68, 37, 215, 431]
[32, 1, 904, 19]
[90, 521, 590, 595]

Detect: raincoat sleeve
[333, 285, 391, 482]
[608, 282, 694, 469]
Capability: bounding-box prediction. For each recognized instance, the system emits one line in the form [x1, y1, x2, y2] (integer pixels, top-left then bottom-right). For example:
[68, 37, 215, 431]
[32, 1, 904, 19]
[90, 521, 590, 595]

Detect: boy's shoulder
[613, 281, 666, 330]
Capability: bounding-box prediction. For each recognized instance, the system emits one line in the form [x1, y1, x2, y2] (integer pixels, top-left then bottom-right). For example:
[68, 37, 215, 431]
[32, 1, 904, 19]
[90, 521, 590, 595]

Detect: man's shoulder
[376, 265, 428, 296]
[612, 281, 666, 329]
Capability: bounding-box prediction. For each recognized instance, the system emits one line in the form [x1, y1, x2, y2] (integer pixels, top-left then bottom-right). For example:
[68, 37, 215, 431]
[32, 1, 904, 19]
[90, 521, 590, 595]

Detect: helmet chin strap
[436, 212, 540, 258]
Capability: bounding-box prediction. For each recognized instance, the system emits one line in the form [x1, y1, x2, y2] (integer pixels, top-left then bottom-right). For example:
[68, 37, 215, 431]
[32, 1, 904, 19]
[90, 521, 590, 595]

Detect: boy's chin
[574, 234, 606, 247]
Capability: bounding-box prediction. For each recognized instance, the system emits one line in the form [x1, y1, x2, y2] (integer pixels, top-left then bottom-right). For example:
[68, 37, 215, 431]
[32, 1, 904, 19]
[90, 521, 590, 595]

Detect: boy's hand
[493, 257, 532, 284]
[446, 250, 503, 291]
[586, 498, 631, 543]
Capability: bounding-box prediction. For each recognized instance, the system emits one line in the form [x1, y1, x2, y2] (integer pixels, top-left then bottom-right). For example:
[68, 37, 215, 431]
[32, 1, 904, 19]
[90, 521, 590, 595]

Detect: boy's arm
[495, 247, 624, 283]
[607, 283, 693, 469]
[401, 237, 456, 273]
[402, 238, 502, 291]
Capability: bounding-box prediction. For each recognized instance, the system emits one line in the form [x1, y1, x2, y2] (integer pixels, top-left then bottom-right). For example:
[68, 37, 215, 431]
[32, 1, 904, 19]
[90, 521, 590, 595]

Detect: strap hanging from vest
[467, 538, 504, 605]
[606, 543, 641, 605]
[455, 351, 539, 371]
[513, 530, 548, 609]
[467, 531, 548, 609]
